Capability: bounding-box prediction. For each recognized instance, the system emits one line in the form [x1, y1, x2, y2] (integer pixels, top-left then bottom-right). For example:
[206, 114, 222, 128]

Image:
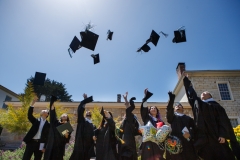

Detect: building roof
[0, 85, 19, 98]
[173, 70, 240, 95]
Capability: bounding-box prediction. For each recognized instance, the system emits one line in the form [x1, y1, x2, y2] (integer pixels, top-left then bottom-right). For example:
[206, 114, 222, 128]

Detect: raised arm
[183, 76, 198, 109]
[126, 97, 136, 122]
[50, 96, 58, 123]
[28, 96, 38, 124]
[141, 88, 152, 125]
[166, 91, 175, 124]
[77, 94, 93, 123]
[123, 92, 129, 108]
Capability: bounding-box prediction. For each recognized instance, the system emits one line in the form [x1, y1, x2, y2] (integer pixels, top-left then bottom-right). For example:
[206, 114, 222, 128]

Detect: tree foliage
[27, 77, 72, 102]
[90, 105, 103, 128]
[0, 82, 35, 134]
[0, 82, 74, 134]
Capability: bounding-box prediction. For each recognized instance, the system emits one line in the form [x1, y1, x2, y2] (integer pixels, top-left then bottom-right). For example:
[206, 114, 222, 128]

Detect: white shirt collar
[40, 117, 46, 122]
[85, 118, 92, 123]
[202, 98, 215, 102]
[175, 112, 184, 116]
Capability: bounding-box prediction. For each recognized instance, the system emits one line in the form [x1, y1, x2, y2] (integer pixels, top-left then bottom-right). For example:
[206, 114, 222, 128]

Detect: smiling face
[60, 114, 69, 123]
[149, 106, 158, 117]
[40, 109, 49, 118]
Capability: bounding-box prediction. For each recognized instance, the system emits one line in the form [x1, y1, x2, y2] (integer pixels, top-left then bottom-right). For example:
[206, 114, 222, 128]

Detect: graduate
[183, 75, 235, 160]
[140, 88, 165, 160]
[166, 91, 198, 160]
[93, 107, 118, 160]
[118, 92, 141, 160]
[69, 93, 95, 160]
[43, 96, 71, 160]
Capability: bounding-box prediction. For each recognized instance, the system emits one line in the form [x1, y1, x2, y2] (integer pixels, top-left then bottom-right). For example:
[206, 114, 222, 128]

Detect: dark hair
[98, 111, 113, 129]
[148, 106, 162, 122]
[175, 102, 183, 108]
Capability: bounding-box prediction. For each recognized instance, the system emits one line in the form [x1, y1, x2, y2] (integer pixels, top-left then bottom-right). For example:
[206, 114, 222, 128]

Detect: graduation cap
[107, 30, 113, 40]
[137, 43, 151, 52]
[91, 54, 100, 64]
[50, 95, 58, 107]
[172, 26, 186, 43]
[146, 30, 160, 46]
[137, 30, 168, 53]
[33, 72, 46, 86]
[68, 36, 82, 58]
[82, 96, 94, 104]
[80, 30, 99, 51]
[143, 90, 153, 102]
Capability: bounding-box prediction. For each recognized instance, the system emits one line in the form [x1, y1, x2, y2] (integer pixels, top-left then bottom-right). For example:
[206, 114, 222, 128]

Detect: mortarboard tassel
[68, 48, 73, 58]
[115, 127, 125, 144]
[159, 31, 168, 38]
[178, 26, 185, 31]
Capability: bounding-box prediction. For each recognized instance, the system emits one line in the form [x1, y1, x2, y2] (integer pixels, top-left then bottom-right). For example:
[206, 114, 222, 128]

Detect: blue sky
[0, 0, 240, 102]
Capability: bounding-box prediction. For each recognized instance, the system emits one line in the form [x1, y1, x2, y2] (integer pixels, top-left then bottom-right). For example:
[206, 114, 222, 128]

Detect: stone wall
[192, 76, 240, 117]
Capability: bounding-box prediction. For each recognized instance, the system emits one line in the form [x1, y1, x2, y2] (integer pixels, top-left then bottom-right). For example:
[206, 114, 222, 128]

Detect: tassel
[115, 127, 125, 144]
[159, 31, 168, 38]
[163, 141, 167, 159]
[178, 26, 185, 31]
[68, 48, 72, 58]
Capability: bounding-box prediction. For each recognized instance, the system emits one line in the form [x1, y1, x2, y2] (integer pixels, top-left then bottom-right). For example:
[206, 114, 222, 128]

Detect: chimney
[117, 94, 121, 102]
[176, 62, 185, 80]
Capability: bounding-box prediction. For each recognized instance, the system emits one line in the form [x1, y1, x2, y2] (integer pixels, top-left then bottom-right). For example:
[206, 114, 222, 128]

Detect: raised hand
[144, 88, 148, 96]
[31, 95, 38, 106]
[168, 91, 175, 99]
[122, 92, 128, 101]
[83, 93, 87, 99]
[104, 110, 111, 118]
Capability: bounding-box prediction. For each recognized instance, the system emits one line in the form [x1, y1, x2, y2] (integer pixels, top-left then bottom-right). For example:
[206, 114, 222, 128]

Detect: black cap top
[69, 36, 81, 53]
[172, 27, 186, 43]
[80, 30, 99, 51]
[146, 30, 160, 46]
[137, 44, 151, 52]
[107, 30, 114, 40]
[33, 72, 46, 86]
[91, 54, 100, 64]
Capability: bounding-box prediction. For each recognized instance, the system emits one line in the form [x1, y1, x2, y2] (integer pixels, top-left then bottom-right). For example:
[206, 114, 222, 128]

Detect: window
[217, 82, 232, 100]
[230, 118, 239, 128]
[2, 95, 12, 109]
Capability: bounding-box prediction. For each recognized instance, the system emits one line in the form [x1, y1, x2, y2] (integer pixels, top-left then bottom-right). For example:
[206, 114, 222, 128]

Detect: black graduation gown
[95, 117, 118, 160]
[70, 100, 95, 160]
[166, 96, 198, 160]
[118, 101, 141, 160]
[183, 77, 235, 160]
[140, 102, 164, 160]
[43, 109, 71, 160]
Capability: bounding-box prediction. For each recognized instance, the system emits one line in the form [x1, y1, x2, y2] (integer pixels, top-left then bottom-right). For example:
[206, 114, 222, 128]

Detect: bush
[233, 125, 240, 143]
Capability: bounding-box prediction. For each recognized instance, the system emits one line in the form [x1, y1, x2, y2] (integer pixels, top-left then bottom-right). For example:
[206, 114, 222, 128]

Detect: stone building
[174, 63, 240, 127]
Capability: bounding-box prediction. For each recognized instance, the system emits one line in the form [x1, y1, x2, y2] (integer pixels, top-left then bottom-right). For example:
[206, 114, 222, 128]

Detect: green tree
[0, 82, 35, 134]
[27, 77, 73, 102]
[0, 82, 74, 134]
[90, 105, 103, 128]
